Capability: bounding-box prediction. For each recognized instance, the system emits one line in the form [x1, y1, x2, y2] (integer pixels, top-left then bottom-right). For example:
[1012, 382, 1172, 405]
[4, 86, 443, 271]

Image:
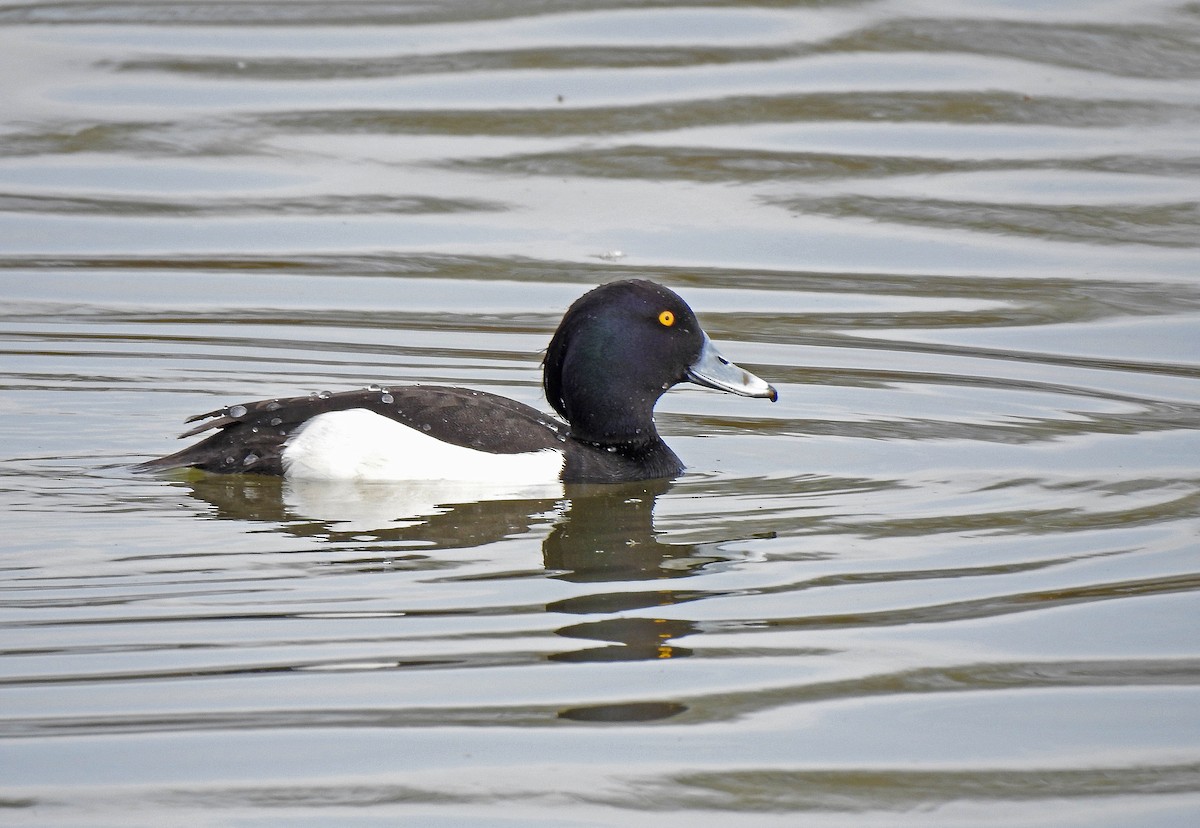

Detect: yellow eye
[658, 310, 675, 327]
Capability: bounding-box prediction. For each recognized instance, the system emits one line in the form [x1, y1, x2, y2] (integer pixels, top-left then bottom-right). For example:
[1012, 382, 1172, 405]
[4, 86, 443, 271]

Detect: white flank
[281, 408, 565, 484]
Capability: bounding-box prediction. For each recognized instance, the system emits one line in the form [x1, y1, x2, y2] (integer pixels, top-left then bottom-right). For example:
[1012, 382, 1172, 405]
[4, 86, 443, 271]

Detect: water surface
[2, 1, 1199, 825]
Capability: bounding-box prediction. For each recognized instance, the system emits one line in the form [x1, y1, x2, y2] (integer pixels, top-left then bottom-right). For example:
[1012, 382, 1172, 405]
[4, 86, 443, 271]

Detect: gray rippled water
[1, 1, 1198, 825]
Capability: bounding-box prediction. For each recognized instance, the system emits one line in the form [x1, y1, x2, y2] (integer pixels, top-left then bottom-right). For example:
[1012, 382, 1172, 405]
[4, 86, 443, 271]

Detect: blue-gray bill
[686, 334, 778, 402]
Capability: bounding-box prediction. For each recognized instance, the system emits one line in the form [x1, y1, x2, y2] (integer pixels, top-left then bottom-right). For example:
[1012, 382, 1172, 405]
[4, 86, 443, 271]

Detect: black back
[136, 385, 564, 475]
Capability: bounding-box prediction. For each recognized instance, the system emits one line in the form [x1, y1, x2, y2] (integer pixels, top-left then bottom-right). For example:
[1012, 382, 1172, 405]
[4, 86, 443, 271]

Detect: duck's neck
[562, 384, 661, 448]
[564, 431, 683, 483]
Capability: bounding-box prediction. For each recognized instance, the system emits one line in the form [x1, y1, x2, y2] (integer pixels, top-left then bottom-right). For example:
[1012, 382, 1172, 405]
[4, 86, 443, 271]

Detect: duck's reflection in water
[182, 474, 737, 584]
[176, 473, 759, 719]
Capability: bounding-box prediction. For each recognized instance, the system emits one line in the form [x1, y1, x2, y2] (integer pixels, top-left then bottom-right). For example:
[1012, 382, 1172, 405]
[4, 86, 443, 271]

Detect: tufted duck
[136, 279, 777, 484]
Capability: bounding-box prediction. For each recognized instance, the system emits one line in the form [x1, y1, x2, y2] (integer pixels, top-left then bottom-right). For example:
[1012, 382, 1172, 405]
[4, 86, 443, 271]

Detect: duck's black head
[543, 279, 776, 446]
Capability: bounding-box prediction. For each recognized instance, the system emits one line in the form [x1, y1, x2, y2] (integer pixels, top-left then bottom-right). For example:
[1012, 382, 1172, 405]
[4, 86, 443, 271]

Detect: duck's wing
[135, 385, 566, 475]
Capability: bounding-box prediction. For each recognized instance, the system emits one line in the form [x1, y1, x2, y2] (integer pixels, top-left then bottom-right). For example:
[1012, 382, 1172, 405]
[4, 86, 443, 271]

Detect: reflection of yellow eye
[658, 310, 675, 327]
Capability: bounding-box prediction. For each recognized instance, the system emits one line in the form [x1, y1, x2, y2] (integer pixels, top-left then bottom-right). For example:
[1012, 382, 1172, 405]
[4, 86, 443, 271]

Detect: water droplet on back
[381, 393, 394, 404]
[317, 390, 332, 400]
[227, 404, 247, 418]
